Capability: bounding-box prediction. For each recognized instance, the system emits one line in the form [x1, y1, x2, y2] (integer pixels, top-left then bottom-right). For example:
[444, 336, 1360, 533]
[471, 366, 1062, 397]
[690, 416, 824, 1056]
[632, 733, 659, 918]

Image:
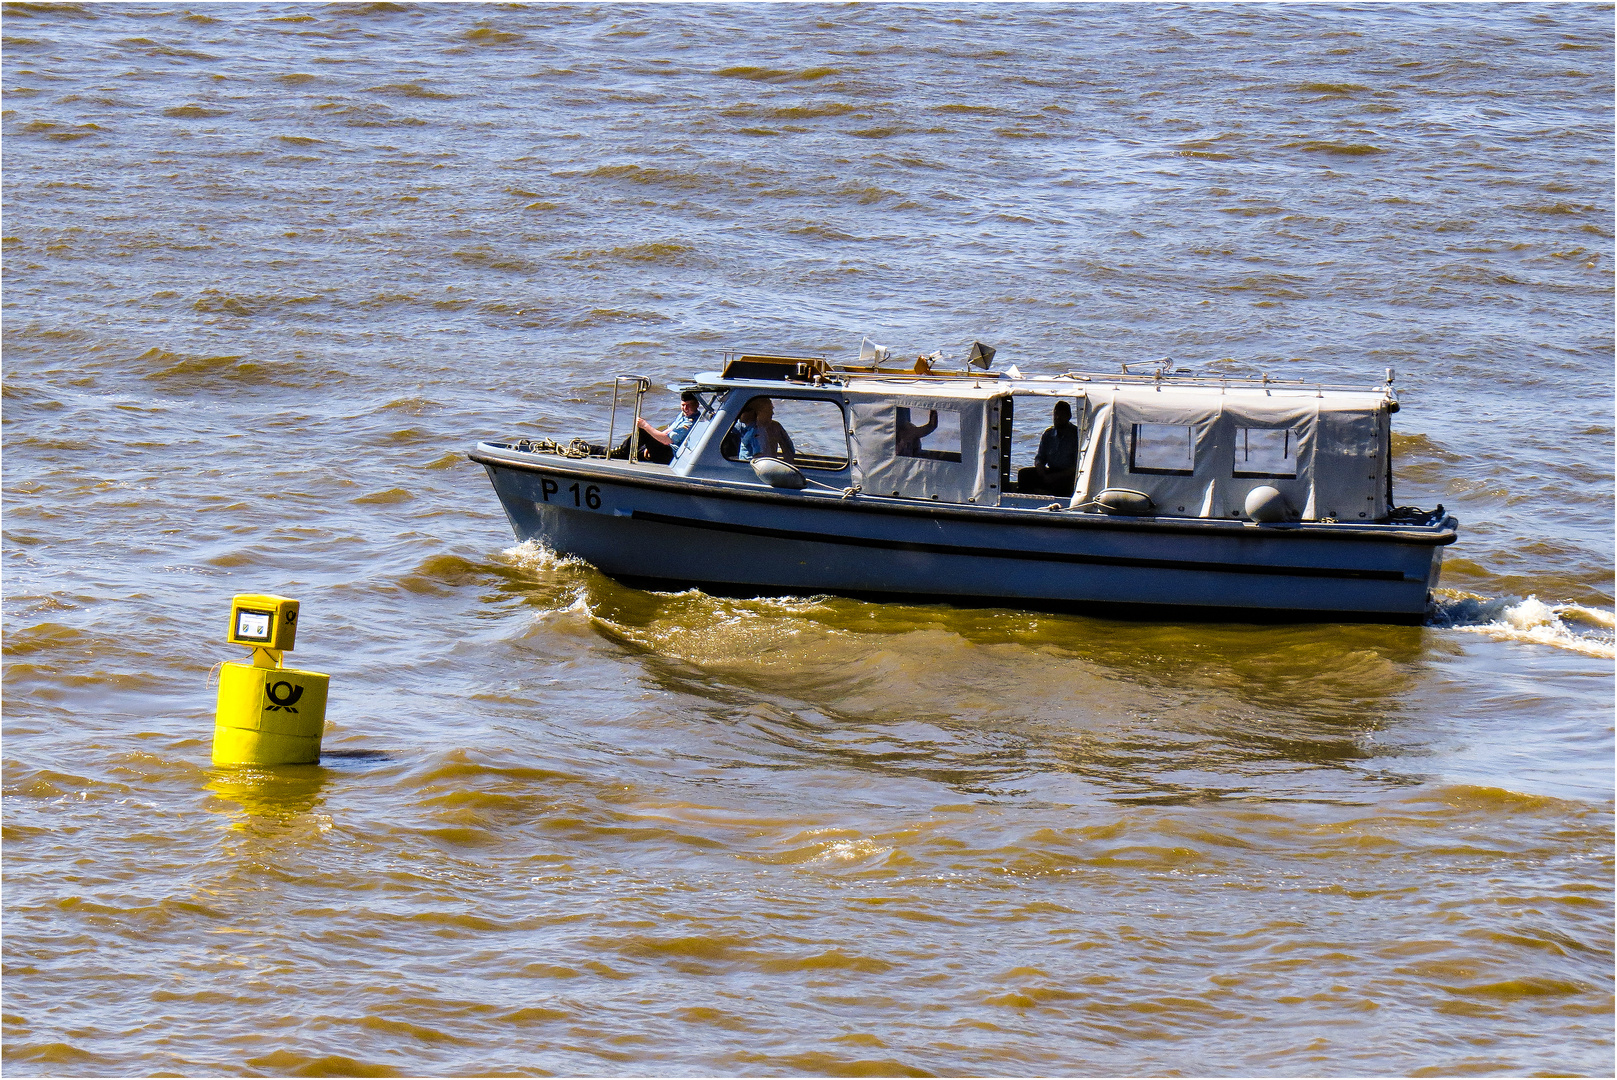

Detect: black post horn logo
[265, 680, 305, 713]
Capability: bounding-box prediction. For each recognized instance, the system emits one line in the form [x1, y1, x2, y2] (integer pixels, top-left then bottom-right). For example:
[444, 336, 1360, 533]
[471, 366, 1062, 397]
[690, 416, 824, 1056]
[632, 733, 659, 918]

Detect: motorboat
[469, 347, 1458, 623]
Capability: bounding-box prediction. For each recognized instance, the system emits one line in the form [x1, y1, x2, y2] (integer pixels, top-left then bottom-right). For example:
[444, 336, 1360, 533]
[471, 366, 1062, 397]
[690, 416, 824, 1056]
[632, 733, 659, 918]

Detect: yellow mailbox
[227, 593, 299, 655]
[213, 593, 329, 767]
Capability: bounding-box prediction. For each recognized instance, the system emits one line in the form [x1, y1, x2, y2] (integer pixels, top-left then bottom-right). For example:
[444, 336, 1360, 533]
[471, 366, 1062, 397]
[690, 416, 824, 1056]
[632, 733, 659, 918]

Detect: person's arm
[737, 424, 758, 460]
[917, 410, 939, 438]
[636, 416, 674, 446]
[763, 421, 793, 460]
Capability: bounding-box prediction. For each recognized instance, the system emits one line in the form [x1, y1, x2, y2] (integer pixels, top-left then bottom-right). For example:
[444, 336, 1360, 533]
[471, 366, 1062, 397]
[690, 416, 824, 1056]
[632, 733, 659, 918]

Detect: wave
[162, 104, 230, 118]
[379, 396, 440, 415]
[846, 126, 911, 140]
[1429, 592, 1616, 658]
[324, 2, 413, 18]
[351, 487, 414, 505]
[132, 346, 354, 392]
[192, 289, 323, 316]
[311, 101, 426, 127]
[458, 27, 524, 45]
[1283, 140, 1385, 156]
[1390, 431, 1463, 462]
[141, 44, 218, 61]
[1295, 82, 1371, 95]
[556, 241, 697, 266]
[450, 248, 534, 273]
[133, 348, 265, 388]
[761, 102, 860, 120]
[1514, 201, 1599, 216]
[365, 82, 456, 100]
[714, 65, 840, 83]
[577, 163, 716, 192]
[18, 120, 103, 141]
[569, 308, 672, 328]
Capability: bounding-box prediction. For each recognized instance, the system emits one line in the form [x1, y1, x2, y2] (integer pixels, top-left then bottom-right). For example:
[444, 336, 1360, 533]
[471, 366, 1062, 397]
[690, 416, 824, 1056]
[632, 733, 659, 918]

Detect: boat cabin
[665, 373, 1006, 504]
[1070, 382, 1393, 523]
[660, 358, 1396, 523]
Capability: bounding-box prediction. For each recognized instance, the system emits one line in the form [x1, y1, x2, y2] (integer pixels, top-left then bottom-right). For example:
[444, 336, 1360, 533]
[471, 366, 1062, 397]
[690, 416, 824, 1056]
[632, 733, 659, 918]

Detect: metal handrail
[606, 375, 651, 463]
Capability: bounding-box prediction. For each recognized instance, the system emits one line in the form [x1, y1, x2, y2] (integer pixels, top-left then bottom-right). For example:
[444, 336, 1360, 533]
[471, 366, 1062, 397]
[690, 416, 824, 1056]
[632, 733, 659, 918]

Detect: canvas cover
[849, 388, 999, 504]
[1072, 385, 1390, 521]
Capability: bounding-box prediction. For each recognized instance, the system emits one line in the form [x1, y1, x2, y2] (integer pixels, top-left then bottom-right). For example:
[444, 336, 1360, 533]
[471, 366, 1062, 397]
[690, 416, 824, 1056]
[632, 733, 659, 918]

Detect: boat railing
[712, 347, 1396, 400]
[606, 375, 651, 463]
[824, 366, 1396, 400]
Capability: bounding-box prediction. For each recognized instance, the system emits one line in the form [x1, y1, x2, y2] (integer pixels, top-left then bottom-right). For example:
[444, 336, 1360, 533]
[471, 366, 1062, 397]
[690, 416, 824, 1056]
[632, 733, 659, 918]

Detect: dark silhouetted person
[895, 407, 938, 457]
[1017, 401, 1079, 496]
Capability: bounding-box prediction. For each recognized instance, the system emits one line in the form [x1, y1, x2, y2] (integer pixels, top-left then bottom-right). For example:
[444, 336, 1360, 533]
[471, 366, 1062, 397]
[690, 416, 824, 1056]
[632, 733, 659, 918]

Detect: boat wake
[501, 539, 588, 574]
[1429, 592, 1616, 659]
[500, 540, 1613, 661]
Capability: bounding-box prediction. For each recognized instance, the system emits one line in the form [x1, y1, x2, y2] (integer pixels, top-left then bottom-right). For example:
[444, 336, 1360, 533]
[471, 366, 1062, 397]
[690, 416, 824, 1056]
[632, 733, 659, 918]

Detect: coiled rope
[513, 437, 593, 459]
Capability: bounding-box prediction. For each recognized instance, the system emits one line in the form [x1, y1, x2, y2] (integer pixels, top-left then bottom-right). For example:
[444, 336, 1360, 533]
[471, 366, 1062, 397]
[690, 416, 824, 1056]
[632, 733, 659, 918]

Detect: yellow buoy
[213, 594, 329, 766]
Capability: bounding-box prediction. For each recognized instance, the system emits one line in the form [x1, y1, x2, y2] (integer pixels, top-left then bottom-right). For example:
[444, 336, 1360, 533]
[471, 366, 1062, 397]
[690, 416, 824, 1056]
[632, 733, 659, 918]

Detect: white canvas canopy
[1072, 384, 1391, 521]
[848, 383, 1002, 504]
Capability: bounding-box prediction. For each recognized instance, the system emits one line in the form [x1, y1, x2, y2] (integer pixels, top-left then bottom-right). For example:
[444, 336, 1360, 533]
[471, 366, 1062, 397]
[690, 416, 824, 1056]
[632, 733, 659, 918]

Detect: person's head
[680, 391, 700, 416]
[746, 396, 774, 421]
[1053, 401, 1072, 426]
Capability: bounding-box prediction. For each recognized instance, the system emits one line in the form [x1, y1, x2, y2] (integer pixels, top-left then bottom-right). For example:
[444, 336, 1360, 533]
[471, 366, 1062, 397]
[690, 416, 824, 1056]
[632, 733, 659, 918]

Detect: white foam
[1430, 592, 1616, 659]
[814, 837, 889, 863]
[644, 587, 833, 617]
[500, 538, 586, 574]
[1558, 604, 1616, 629]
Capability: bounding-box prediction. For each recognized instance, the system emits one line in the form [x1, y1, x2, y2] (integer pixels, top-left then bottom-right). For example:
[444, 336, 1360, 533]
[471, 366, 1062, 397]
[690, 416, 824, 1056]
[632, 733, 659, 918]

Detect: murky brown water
[3, 4, 1612, 1076]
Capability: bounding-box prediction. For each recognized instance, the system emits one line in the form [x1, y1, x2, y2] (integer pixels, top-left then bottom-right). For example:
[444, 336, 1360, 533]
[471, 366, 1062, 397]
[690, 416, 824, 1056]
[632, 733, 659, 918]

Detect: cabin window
[1129, 423, 1195, 475]
[895, 406, 962, 463]
[1233, 427, 1299, 478]
[721, 396, 849, 470]
[1008, 397, 1081, 473]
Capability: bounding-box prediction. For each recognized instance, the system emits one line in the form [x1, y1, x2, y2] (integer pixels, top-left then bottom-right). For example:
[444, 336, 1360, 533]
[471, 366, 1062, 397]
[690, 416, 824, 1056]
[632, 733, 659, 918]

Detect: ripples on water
[3, 4, 1612, 1076]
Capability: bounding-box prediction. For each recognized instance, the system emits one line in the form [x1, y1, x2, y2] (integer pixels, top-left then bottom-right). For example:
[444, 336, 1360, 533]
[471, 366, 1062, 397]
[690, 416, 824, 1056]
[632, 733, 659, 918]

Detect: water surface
[3, 4, 1612, 1076]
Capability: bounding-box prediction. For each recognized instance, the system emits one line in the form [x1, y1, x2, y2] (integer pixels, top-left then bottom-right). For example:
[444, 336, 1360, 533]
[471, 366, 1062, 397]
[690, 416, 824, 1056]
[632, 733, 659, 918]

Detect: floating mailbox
[213, 593, 329, 767]
[227, 593, 300, 653]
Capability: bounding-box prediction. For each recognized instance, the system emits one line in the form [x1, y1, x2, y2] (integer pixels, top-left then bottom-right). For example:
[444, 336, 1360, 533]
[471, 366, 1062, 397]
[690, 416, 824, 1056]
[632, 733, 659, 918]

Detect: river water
[3, 4, 1612, 1077]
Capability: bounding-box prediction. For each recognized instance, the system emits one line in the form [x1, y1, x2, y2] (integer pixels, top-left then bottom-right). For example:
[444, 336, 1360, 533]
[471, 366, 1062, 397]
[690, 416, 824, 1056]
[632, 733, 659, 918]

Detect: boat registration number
[538, 478, 603, 510]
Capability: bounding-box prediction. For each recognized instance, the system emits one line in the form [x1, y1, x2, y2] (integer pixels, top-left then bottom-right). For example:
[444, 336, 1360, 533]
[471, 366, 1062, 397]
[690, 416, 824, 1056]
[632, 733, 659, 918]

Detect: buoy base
[213, 661, 330, 766]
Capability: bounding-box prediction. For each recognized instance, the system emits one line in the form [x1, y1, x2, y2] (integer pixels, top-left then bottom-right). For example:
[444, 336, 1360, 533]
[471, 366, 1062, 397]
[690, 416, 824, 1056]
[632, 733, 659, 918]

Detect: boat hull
[473, 447, 1453, 624]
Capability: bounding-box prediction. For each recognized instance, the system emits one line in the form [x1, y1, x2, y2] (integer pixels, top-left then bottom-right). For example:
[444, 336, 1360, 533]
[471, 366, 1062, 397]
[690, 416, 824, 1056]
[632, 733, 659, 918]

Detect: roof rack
[718, 353, 830, 382]
[713, 349, 1396, 399]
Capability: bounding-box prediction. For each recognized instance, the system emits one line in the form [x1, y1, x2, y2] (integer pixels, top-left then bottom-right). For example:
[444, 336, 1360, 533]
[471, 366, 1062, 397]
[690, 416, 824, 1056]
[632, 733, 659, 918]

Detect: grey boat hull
[472, 445, 1454, 624]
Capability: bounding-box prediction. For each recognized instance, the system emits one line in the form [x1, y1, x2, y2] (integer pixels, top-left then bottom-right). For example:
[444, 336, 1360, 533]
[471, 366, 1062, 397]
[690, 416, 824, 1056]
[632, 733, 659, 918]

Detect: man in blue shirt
[734, 396, 794, 462]
[1017, 400, 1079, 496]
[622, 391, 699, 463]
